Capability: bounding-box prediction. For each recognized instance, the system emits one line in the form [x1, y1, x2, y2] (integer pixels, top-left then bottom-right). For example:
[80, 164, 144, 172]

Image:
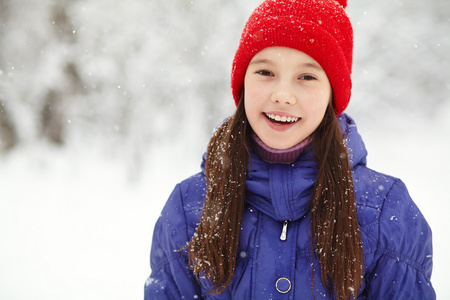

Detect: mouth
[264, 113, 300, 125]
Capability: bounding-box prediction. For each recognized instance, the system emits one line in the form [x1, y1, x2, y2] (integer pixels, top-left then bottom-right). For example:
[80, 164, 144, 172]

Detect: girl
[145, 0, 435, 299]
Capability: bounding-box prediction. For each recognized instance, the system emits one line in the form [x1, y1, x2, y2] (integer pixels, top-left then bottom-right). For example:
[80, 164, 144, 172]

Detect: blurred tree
[40, 89, 64, 144]
[0, 101, 17, 151]
[0, 0, 447, 174]
[38, 0, 84, 145]
[349, 0, 450, 120]
[0, 0, 18, 151]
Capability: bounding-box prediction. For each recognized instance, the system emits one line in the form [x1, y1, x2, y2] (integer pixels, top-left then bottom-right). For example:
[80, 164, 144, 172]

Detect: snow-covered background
[0, 0, 448, 299]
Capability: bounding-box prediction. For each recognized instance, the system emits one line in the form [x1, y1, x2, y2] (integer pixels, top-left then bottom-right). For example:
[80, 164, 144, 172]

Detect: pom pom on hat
[231, 0, 353, 116]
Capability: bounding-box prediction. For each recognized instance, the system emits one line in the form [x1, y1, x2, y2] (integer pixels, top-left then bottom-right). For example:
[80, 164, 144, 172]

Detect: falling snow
[0, 0, 449, 299]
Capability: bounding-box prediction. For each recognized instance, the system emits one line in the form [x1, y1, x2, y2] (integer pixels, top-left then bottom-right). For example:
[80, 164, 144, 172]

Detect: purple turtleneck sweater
[251, 133, 310, 164]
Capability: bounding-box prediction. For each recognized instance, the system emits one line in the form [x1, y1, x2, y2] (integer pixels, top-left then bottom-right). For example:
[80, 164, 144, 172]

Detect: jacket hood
[201, 113, 368, 222]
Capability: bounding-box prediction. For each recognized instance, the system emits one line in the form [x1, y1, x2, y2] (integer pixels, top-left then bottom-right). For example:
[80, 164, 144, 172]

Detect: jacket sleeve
[364, 179, 436, 299]
[144, 183, 203, 300]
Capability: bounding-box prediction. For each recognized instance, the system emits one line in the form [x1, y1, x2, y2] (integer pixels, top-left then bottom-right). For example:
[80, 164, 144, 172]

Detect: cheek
[245, 83, 263, 100]
[244, 84, 265, 113]
[314, 96, 330, 114]
[310, 101, 329, 122]
[244, 95, 259, 124]
[312, 88, 332, 112]
[302, 90, 330, 125]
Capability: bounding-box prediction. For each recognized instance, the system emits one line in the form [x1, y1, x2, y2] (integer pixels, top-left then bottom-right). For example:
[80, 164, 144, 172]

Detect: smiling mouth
[265, 113, 299, 124]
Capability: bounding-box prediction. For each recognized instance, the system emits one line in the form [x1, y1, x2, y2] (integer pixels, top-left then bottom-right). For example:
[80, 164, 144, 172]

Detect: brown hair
[310, 103, 364, 299]
[185, 99, 364, 298]
[185, 98, 251, 294]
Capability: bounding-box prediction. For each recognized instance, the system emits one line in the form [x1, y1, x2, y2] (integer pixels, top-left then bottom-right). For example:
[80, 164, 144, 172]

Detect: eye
[256, 69, 273, 76]
[299, 74, 317, 81]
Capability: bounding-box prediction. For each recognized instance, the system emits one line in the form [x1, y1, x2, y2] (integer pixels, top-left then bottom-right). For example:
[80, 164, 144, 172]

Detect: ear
[335, 0, 347, 9]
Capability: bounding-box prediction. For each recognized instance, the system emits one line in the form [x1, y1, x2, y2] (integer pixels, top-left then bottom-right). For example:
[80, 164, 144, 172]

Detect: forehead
[249, 47, 324, 70]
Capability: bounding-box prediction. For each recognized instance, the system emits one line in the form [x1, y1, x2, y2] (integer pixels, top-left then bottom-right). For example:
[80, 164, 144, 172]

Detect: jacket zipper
[280, 220, 289, 241]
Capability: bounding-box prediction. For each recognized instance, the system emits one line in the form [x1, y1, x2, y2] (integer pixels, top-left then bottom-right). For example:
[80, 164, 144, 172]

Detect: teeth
[266, 113, 299, 123]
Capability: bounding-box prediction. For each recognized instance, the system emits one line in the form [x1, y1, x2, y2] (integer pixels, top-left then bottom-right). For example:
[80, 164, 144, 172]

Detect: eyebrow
[248, 58, 274, 66]
[299, 62, 324, 71]
[249, 59, 324, 72]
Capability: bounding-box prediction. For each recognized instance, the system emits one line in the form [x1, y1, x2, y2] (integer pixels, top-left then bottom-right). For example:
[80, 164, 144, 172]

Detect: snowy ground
[0, 136, 200, 300]
[1, 110, 449, 299]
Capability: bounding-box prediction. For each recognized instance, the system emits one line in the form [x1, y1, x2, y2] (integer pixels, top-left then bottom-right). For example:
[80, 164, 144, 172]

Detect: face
[244, 47, 332, 150]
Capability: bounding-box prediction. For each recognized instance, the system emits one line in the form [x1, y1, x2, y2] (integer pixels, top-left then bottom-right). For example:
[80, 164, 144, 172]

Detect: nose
[270, 82, 297, 105]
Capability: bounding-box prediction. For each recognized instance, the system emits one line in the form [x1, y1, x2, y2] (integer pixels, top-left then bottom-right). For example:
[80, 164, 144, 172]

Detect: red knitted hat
[231, 0, 353, 116]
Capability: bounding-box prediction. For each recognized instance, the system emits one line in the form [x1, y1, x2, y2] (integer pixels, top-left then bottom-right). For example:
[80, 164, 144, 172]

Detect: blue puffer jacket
[144, 114, 435, 299]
